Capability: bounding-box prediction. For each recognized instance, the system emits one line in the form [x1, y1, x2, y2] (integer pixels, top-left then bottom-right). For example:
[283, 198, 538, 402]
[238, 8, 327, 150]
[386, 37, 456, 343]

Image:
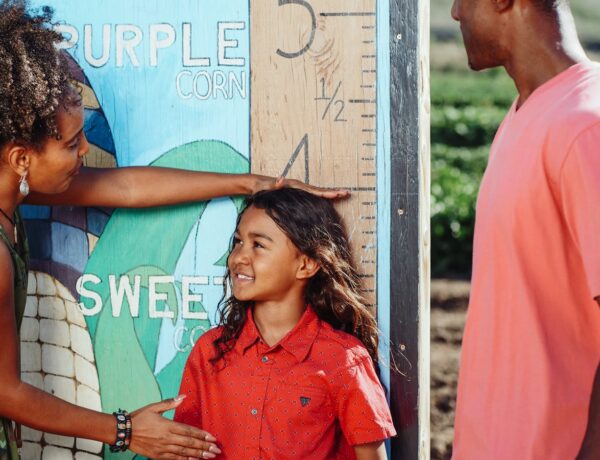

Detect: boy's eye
[232, 237, 242, 246]
[254, 241, 264, 249]
[69, 139, 80, 150]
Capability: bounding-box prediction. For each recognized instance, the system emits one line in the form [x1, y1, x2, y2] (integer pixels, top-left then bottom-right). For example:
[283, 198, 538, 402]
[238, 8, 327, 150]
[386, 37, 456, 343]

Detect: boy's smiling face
[228, 206, 309, 304]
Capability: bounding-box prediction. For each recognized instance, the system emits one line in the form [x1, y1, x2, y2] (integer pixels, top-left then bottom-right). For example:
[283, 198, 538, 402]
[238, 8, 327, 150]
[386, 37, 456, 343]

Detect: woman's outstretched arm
[25, 167, 348, 208]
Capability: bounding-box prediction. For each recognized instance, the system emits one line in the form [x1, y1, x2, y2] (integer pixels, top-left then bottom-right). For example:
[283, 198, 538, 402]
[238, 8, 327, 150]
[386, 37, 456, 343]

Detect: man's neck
[503, 3, 588, 107]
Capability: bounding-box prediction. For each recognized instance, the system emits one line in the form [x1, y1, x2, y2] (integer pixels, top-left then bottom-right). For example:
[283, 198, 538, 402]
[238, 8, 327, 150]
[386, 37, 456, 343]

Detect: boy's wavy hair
[211, 188, 380, 366]
[0, 0, 80, 151]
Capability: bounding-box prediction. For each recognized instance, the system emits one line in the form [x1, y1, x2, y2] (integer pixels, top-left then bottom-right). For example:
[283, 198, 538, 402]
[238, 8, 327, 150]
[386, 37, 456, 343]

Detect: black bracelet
[109, 409, 132, 453]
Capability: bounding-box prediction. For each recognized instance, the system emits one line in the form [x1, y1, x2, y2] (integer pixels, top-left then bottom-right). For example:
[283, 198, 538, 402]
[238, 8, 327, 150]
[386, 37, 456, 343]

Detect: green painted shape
[123, 266, 179, 371]
[213, 195, 246, 266]
[95, 298, 161, 460]
[155, 316, 210, 401]
[83, 140, 248, 338]
[80, 141, 248, 460]
[214, 252, 229, 267]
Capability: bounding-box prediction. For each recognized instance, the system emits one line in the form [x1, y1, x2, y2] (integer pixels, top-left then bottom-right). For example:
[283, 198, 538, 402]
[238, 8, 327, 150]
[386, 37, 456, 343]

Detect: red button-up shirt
[174, 306, 396, 459]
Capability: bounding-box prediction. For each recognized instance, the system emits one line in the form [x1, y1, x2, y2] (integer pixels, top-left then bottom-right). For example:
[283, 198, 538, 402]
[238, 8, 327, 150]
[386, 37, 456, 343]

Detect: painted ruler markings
[250, 0, 378, 307]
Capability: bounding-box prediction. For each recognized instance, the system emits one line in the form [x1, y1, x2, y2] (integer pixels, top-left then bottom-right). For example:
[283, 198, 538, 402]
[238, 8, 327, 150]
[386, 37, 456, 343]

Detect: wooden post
[390, 0, 430, 458]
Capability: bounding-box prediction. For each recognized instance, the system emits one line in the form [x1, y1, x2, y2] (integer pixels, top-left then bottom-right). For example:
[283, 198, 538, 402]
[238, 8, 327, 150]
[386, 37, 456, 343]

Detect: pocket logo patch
[300, 396, 311, 407]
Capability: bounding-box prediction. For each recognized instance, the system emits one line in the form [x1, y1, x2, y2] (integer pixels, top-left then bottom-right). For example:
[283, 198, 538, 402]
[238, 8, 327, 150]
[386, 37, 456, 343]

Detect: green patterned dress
[0, 211, 29, 460]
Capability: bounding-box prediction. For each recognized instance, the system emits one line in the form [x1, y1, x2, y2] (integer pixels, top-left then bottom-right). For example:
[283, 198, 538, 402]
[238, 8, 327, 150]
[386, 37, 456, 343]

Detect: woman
[0, 1, 346, 458]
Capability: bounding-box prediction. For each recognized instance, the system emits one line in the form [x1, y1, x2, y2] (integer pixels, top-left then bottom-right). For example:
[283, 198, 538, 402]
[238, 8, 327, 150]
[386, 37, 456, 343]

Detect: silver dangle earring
[19, 172, 29, 196]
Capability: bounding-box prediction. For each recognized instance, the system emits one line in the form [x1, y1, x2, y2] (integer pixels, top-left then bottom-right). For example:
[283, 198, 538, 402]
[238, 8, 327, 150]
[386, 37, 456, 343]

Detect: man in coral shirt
[450, 0, 600, 458]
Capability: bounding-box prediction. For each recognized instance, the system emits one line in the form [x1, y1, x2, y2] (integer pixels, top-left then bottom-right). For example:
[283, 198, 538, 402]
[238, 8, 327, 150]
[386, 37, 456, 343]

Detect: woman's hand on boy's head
[128, 396, 222, 459]
[252, 175, 350, 199]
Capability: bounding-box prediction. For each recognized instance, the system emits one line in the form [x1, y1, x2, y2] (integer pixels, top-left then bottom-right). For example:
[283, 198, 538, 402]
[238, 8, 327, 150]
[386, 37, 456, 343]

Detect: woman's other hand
[129, 396, 222, 459]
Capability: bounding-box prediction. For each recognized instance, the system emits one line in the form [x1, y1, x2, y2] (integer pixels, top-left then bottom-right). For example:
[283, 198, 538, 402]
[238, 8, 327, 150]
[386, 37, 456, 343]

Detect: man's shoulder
[537, 62, 600, 168]
[555, 62, 600, 124]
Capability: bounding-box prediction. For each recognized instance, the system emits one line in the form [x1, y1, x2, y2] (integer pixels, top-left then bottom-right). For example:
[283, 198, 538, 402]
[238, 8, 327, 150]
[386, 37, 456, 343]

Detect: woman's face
[28, 103, 89, 194]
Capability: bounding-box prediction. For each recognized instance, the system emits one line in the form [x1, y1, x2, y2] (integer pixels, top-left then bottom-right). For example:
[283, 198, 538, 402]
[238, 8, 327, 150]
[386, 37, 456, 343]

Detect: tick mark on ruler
[350, 99, 376, 104]
[347, 187, 376, 191]
[320, 12, 376, 17]
[361, 85, 375, 89]
[362, 114, 376, 118]
[363, 143, 376, 147]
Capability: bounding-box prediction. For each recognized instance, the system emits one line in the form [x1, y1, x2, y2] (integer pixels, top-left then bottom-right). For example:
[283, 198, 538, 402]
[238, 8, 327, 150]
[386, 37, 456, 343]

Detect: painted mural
[19, 1, 392, 459]
[21, 1, 250, 458]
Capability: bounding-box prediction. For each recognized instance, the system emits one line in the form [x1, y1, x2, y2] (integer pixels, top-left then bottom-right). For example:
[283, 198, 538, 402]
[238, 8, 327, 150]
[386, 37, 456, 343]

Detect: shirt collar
[235, 305, 321, 363]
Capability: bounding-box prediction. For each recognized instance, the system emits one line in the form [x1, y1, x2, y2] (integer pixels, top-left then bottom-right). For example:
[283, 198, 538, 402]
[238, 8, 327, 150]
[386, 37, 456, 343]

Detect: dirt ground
[430, 279, 470, 460]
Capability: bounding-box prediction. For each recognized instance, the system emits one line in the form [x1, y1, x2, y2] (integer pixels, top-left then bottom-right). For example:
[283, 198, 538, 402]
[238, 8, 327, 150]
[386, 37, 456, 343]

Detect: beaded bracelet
[109, 409, 132, 453]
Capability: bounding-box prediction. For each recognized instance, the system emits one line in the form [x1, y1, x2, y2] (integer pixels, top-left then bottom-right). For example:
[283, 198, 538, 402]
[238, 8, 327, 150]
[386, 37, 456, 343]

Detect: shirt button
[251, 408, 258, 416]
[261, 356, 269, 363]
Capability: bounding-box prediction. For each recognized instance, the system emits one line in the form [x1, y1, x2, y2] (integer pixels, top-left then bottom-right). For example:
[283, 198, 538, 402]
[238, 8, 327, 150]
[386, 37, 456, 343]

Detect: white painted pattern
[20, 272, 102, 460]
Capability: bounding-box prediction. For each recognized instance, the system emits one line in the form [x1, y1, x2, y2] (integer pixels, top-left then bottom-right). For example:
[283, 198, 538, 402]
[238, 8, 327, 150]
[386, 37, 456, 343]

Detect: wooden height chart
[251, 1, 430, 458]
[251, 0, 379, 308]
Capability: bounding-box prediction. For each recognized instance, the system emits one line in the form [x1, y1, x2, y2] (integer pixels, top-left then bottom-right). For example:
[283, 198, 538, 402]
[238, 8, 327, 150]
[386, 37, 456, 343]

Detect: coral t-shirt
[175, 306, 396, 459]
[453, 61, 600, 459]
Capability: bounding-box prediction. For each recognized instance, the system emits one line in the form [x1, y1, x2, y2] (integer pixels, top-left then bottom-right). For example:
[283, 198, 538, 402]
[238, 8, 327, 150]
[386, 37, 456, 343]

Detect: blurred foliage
[432, 105, 506, 147]
[431, 144, 488, 275]
[431, 68, 515, 108]
[431, 69, 515, 276]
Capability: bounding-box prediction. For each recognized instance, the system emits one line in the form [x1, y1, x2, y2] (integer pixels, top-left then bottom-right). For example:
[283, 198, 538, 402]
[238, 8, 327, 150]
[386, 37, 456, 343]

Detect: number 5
[276, 0, 316, 59]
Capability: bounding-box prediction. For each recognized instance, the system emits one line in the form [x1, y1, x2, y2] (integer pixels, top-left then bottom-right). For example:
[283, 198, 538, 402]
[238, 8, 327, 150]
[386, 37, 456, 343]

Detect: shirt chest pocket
[267, 382, 335, 441]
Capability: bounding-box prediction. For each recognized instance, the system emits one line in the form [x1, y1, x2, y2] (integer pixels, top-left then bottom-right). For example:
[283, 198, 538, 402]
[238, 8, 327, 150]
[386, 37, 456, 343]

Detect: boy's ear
[296, 255, 321, 280]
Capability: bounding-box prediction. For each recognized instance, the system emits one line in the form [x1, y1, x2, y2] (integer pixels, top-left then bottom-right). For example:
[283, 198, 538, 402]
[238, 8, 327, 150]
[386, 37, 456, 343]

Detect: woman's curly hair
[211, 188, 381, 367]
[0, 0, 74, 149]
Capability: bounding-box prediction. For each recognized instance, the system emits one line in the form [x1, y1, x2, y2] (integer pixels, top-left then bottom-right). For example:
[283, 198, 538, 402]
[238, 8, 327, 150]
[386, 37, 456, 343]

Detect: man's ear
[296, 255, 321, 280]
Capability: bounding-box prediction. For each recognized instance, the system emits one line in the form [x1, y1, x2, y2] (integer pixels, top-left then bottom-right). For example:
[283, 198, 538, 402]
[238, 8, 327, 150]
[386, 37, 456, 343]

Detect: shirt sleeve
[560, 123, 600, 299]
[331, 354, 396, 446]
[173, 343, 204, 427]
